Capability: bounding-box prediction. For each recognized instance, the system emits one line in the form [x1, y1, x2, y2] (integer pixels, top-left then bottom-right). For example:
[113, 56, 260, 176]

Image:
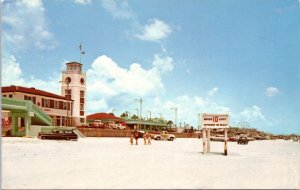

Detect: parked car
[151, 131, 175, 141]
[228, 136, 237, 142]
[237, 136, 248, 144]
[210, 136, 225, 142]
[38, 129, 78, 140]
[112, 123, 126, 130]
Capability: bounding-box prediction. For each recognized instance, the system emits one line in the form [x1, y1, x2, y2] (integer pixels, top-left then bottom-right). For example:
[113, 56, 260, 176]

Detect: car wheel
[66, 137, 70, 140]
[156, 137, 161, 140]
[42, 136, 46, 140]
[169, 137, 174, 141]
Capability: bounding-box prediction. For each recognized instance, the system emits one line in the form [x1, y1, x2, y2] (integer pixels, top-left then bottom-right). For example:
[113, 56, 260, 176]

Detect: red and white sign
[201, 114, 229, 129]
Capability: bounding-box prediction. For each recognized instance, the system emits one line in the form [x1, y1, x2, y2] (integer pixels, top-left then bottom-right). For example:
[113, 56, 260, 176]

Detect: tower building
[61, 62, 86, 124]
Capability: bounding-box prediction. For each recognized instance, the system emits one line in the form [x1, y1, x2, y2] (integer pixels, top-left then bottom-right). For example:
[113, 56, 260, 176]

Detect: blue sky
[2, 0, 300, 134]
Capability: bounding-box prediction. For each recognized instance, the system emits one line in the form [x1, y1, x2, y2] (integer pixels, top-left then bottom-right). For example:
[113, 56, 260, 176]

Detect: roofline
[2, 85, 73, 101]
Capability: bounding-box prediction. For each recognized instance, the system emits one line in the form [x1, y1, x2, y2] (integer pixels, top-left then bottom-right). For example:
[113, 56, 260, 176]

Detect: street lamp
[59, 80, 70, 126]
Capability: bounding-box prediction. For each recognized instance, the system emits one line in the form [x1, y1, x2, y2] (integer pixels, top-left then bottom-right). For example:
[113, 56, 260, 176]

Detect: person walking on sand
[147, 132, 151, 145]
[143, 132, 147, 145]
[129, 131, 134, 145]
[134, 130, 139, 145]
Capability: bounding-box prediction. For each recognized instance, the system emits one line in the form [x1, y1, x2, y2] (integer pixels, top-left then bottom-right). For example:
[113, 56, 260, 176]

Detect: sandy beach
[2, 137, 300, 189]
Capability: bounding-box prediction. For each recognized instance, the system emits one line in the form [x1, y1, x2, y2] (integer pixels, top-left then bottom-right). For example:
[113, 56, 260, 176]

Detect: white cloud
[237, 105, 266, 122]
[2, 0, 58, 51]
[74, 0, 91, 4]
[207, 87, 219, 96]
[142, 95, 231, 128]
[136, 19, 172, 42]
[87, 99, 109, 115]
[2, 54, 61, 94]
[265, 86, 279, 97]
[100, 0, 134, 19]
[152, 54, 173, 73]
[86, 54, 174, 101]
[2, 55, 24, 85]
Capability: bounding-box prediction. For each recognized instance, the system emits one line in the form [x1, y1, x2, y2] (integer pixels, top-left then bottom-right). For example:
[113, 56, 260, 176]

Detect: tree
[131, 115, 139, 120]
[120, 112, 128, 118]
[167, 120, 173, 126]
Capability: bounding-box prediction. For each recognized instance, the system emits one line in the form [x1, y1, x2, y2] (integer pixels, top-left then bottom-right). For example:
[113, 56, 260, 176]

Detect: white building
[61, 62, 86, 124]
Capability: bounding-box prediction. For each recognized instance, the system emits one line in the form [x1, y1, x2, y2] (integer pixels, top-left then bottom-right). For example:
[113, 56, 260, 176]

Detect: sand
[2, 137, 300, 189]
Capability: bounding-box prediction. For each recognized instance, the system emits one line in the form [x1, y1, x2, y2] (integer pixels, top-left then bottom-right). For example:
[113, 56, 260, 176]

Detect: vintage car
[210, 136, 225, 142]
[38, 129, 78, 140]
[237, 136, 249, 144]
[151, 131, 175, 141]
[112, 123, 126, 130]
[228, 136, 237, 142]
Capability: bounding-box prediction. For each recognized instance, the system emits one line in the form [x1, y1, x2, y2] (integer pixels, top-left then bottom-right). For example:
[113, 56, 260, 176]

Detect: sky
[2, 0, 300, 135]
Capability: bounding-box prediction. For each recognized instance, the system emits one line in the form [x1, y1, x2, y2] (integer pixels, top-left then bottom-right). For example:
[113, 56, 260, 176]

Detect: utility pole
[135, 98, 143, 130]
[171, 107, 177, 127]
[148, 110, 151, 120]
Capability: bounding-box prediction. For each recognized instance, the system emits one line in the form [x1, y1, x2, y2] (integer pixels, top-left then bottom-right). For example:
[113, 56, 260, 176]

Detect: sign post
[201, 113, 229, 156]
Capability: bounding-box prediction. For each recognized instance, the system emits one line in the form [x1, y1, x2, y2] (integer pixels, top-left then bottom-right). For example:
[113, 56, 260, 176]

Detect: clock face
[81, 78, 85, 85]
[65, 77, 71, 84]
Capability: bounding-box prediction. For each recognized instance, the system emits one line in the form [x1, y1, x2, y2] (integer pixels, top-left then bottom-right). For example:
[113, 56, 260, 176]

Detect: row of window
[42, 98, 71, 111]
[3, 94, 81, 113]
[3, 94, 13, 98]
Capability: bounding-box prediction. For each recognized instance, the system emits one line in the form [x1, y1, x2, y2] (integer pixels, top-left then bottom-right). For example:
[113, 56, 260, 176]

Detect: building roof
[87, 113, 124, 121]
[66, 61, 82, 66]
[2, 85, 71, 101]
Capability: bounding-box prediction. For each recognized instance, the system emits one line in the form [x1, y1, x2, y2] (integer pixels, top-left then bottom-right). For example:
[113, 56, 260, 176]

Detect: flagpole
[79, 43, 82, 64]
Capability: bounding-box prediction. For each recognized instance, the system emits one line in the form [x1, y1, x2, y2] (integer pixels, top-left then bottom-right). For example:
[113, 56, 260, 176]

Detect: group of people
[130, 130, 151, 145]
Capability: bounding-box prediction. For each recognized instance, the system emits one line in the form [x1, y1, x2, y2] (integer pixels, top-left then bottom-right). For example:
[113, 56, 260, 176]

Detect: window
[9, 94, 13, 98]
[80, 111, 84, 116]
[67, 102, 71, 111]
[80, 118, 85, 123]
[65, 77, 71, 84]
[3, 95, 6, 97]
[80, 91, 84, 98]
[59, 101, 63, 109]
[50, 99, 54, 108]
[80, 78, 85, 85]
[24, 95, 36, 104]
[62, 117, 65, 126]
[80, 103, 84, 111]
[43, 99, 50, 108]
[54, 101, 59, 109]
[56, 116, 61, 126]
[63, 102, 67, 110]
[65, 89, 71, 99]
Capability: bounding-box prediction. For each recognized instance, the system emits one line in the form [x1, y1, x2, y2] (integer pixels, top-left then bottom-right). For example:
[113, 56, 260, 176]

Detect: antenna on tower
[79, 43, 85, 64]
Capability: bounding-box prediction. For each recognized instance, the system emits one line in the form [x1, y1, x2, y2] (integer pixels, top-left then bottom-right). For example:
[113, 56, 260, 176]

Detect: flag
[79, 43, 85, 54]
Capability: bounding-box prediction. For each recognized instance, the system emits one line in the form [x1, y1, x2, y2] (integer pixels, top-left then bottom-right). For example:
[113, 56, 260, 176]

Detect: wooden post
[224, 129, 228, 156]
[202, 129, 207, 154]
[207, 129, 211, 153]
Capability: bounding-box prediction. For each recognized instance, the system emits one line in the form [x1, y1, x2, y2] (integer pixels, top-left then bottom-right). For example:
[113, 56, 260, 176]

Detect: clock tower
[61, 61, 86, 124]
